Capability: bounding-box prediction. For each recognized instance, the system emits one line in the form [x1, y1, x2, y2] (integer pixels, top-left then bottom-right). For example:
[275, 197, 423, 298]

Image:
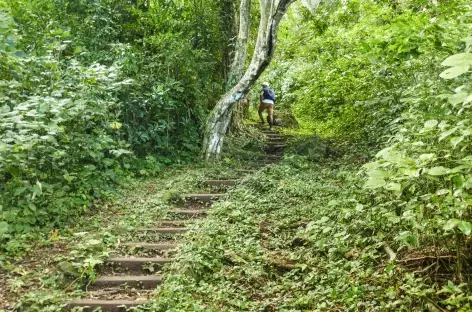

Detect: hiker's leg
[258, 103, 266, 123]
[268, 104, 274, 130]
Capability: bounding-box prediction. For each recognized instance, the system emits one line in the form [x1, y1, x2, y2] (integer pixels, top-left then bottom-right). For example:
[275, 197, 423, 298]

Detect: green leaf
[428, 166, 449, 176]
[110, 121, 122, 129]
[364, 177, 386, 189]
[424, 120, 438, 128]
[441, 53, 472, 67]
[0, 221, 9, 235]
[436, 189, 449, 196]
[450, 136, 465, 149]
[28, 202, 36, 212]
[385, 182, 401, 192]
[448, 92, 468, 106]
[418, 153, 435, 162]
[444, 219, 460, 231]
[440, 65, 469, 79]
[64, 174, 74, 183]
[14, 187, 27, 196]
[463, 37, 472, 49]
[458, 221, 472, 235]
[459, 155, 472, 164]
[438, 127, 458, 141]
[385, 264, 395, 273]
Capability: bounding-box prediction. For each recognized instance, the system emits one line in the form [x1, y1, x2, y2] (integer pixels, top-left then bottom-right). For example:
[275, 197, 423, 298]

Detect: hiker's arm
[260, 92, 264, 103]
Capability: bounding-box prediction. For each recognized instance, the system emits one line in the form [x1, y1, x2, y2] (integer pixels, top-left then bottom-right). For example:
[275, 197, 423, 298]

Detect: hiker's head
[262, 82, 269, 88]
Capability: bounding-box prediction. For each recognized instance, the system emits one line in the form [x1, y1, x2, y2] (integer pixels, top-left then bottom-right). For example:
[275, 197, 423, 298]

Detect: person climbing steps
[258, 82, 276, 130]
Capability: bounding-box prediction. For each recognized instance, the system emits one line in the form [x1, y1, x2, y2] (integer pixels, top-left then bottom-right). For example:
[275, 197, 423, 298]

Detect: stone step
[202, 180, 238, 187]
[169, 208, 207, 216]
[158, 220, 188, 227]
[67, 299, 148, 312]
[120, 243, 179, 250]
[182, 193, 223, 203]
[91, 275, 163, 289]
[106, 257, 172, 272]
[138, 227, 188, 234]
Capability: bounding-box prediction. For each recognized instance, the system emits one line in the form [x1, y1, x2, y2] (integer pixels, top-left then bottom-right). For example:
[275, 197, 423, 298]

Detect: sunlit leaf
[443, 219, 460, 231]
[438, 127, 458, 141]
[385, 182, 401, 192]
[441, 53, 472, 67]
[427, 166, 449, 176]
[440, 65, 469, 79]
[364, 177, 386, 189]
[450, 136, 465, 149]
[458, 221, 472, 235]
[424, 120, 438, 128]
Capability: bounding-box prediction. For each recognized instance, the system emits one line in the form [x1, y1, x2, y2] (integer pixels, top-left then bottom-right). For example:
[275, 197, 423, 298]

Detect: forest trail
[66, 129, 285, 311]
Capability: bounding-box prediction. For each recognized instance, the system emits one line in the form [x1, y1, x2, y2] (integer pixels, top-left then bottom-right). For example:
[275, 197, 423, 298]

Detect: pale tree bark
[226, 0, 251, 89]
[203, 0, 295, 160]
[227, 0, 251, 133]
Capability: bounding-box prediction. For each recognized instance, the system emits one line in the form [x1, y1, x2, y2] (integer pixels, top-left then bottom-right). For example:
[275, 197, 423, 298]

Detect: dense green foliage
[0, 0, 228, 240]
[150, 1, 472, 311]
[3, 0, 472, 311]
[269, 0, 471, 142]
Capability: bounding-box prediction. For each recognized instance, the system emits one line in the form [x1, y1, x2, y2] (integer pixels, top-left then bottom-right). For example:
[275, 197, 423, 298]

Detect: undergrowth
[146, 140, 472, 311]
[0, 161, 253, 311]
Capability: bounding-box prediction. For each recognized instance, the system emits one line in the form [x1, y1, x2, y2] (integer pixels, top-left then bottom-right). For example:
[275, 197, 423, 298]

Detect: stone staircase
[67, 129, 285, 311]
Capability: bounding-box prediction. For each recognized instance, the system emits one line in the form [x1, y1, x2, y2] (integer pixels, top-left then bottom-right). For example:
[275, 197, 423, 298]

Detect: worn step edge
[67, 299, 148, 312]
[137, 227, 188, 234]
[169, 208, 207, 215]
[183, 193, 224, 198]
[91, 275, 163, 289]
[120, 243, 178, 250]
[106, 257, 172, 272]
[107, 257, 172, 264]
[182, 194, 224, 203]
[158, 220, 188, 226]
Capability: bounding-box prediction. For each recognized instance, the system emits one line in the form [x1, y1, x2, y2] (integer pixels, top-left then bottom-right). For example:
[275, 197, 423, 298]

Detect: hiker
[259, 82, 276, 130]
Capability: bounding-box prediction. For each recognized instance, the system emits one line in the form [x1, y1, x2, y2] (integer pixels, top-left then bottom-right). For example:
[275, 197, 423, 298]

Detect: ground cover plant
[0, 162, 252, 311]
[2, 0, 472, 311]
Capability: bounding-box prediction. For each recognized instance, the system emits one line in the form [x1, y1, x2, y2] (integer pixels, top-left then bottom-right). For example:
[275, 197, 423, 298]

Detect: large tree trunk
[220, 0, 238, 82]
[226, 0, 251, 89]
[202, 0, 295, 160]
[227, 0, 251, 133]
